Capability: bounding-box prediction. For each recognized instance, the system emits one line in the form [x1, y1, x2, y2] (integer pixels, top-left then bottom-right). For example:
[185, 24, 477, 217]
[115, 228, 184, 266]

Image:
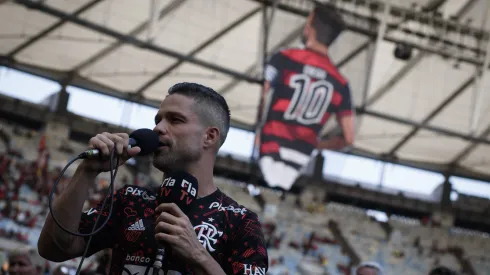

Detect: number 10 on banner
[284, 74, 334, 125]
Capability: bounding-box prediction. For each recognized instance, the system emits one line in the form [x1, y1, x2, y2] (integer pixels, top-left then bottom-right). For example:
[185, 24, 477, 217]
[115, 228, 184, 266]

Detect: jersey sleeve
[227, 212, 268, 275]
[337, 84, 354, 117]
[78, 186, 125, 257]
[264, 52, 283, 85]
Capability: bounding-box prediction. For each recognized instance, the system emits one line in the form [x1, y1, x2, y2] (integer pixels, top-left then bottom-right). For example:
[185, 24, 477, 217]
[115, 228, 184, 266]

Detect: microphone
[153, 170, 199, 274]
[78, 128, 160, 159]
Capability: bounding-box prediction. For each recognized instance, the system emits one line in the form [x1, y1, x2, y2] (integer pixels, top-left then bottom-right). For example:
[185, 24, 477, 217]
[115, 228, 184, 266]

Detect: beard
[152, 137, 201, 172]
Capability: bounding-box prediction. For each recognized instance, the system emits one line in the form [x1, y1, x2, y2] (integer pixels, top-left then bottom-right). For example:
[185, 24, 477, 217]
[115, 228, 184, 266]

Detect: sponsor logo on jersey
[127, 220, 145, 231]
[194, 222, 223, 253]
[124, 220, 145, 242]
[209, 202, 247, 215]
[125, 254, 151, 264]
[243, 264, 266, 275]
[125, 187, 156, 201]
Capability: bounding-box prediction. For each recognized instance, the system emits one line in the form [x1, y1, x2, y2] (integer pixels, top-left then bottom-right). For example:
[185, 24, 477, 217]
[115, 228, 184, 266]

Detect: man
[257, 4, 355, 190]
[355, 261, 383, 275]
[8, 248, 44, 275]
[37, 83, 268, 275]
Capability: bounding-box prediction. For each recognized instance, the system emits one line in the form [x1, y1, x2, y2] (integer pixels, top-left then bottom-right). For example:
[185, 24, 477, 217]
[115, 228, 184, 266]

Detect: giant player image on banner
[256, 4, 355, 191]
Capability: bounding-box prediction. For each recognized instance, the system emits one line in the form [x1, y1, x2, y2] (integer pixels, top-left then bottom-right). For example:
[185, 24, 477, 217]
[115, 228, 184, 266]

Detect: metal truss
[253, 0, 488, 66]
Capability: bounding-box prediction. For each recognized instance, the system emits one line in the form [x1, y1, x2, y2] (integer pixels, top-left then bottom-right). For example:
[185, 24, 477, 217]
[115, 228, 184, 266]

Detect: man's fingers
[155, 203, 185, 218]
[155, 221, 181, 235]
[155, 212, 180, 225]
[126, 146, 141, 157]
[103, 133, 126, 155]
[91, 135, 112, 155]
[155, 233, 178, 245]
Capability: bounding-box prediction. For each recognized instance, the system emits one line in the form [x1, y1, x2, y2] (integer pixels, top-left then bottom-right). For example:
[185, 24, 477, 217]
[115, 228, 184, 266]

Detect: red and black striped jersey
[257, 47, 353, 190]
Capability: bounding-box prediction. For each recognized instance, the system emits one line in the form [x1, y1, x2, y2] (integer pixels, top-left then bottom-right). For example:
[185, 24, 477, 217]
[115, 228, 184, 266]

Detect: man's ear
[203, 127, 220, 149]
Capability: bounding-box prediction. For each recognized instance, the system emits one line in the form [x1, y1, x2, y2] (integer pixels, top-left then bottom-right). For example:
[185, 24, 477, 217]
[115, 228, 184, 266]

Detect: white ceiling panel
[79, 44, 177, 92]
[144, 63, 233, 102]
[370, 54, 475, 122]
[396, 130, 471, 163]
[355, 116, 413, 154]
[15, 23, 116, 70]
[0, 3, 57, 54]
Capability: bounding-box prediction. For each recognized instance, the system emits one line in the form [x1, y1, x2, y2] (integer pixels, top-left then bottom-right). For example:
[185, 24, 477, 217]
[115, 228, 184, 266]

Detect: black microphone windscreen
[158, 171, 199, 214]
[129, 128, 159, 156]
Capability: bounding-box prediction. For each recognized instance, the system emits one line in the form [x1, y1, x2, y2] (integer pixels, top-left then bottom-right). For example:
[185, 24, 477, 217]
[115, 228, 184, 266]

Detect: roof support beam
[360, 0, 390, 107]
[13, 0, 261, 84]
[450, 124, 490, 165]
[386, 76, 475, 155]
[134, 6, 262, 95]
[7, 0, 102, 57]
[358, 108, 490, 146]
[469, 2, 490, 134]
[71, 0, 186, 72]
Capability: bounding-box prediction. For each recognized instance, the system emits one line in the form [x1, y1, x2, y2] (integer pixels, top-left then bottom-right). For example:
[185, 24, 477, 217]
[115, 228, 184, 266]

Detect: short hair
[8, 247, 45, 269]
[312, 3, 346, 46]
[168, 82, 231, 148]
[355, 261, 383, 275]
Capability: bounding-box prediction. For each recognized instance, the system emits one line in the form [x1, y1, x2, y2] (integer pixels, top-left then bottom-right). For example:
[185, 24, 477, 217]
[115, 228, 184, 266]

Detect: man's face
[152, 94, 204, 171]
[356, 266, 379, 275]
[8, 255, 39, 275]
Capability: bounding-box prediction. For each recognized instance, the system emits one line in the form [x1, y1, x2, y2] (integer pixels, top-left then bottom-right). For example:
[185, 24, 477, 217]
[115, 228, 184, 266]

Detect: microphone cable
[48, 147, 120, 275]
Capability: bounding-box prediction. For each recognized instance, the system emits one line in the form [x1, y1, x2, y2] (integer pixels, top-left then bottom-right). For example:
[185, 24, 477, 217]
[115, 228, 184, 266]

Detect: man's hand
[154, 203, 207, 267]
[81, 132, 141, 173]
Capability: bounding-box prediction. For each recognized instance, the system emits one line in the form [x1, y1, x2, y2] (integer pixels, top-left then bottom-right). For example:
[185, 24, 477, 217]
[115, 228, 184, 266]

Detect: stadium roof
[1, 0, 490, 183]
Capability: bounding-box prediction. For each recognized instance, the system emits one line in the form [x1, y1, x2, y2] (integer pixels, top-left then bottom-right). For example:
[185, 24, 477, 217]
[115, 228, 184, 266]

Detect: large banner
[255, 5, 352, 191]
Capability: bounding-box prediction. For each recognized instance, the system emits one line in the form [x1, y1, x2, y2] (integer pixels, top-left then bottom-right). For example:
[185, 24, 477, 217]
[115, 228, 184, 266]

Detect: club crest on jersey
[209, 202, 247, 215]
[125, 187, 156, 201]
[194, 222, 223, 253]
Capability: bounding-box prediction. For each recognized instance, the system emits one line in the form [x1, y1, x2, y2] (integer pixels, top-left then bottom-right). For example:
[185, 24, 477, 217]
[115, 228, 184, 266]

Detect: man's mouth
[158, 141, 171, 149]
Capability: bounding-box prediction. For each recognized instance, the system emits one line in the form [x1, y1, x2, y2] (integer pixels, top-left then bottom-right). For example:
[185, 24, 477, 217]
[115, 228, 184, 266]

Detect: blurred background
[0, 0, 490, 274]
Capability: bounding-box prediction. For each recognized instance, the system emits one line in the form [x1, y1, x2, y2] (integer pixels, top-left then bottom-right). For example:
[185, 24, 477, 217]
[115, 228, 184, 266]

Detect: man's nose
[153, 120, 168, 135]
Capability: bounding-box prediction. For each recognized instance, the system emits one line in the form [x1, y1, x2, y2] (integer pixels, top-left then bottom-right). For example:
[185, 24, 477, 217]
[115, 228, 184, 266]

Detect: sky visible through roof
[1, 66, 489, 202]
